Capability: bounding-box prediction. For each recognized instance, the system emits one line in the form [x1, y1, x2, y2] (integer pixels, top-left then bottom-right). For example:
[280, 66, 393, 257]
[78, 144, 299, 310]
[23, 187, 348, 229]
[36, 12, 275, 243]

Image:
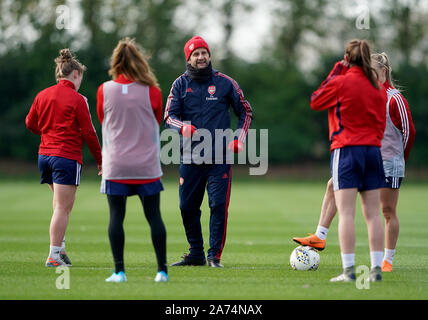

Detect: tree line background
[1, 0, 427, 169]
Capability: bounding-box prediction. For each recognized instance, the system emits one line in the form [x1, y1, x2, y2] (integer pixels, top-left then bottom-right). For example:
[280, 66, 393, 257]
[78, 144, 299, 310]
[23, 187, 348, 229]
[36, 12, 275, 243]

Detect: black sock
[139, 193, 168, 273]
[107, 195, 127, 274]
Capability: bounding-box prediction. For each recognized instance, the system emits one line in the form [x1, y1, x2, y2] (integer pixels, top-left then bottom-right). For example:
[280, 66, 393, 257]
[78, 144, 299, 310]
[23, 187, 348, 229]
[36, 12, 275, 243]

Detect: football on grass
[290, 246, 320, 271]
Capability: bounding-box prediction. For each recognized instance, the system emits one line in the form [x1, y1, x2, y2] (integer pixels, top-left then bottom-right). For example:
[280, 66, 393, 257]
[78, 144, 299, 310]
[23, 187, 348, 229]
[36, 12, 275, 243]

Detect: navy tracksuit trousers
[179, 163, 231, 260]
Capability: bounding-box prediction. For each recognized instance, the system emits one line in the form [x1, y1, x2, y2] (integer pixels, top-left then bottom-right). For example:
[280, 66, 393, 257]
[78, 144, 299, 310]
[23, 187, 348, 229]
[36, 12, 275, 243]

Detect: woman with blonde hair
[311, 39, 388, 282]
[294, 51, 416, 276]
[293, 51, 416, 274]
[371, 52, 416, 271]
[97, 37, 167, 283]
[26, 49, 102, 267]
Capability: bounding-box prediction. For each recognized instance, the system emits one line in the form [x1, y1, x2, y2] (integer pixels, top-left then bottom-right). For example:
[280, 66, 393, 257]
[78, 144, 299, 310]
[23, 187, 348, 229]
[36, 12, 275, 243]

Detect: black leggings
[107, 193, 167, 274]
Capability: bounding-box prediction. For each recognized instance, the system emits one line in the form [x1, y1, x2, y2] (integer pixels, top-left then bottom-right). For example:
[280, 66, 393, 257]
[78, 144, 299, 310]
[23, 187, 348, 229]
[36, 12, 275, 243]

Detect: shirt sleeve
[149, 86, 163, 126]
[389, 94, 416, 161]
[164, 77, 185, 133]
[227, 76, 253, 143]
[76, 95, 103, 166]
[25, 95, 41, 135]
[96, 84, 104, 124]
[310, 62, 348, 111]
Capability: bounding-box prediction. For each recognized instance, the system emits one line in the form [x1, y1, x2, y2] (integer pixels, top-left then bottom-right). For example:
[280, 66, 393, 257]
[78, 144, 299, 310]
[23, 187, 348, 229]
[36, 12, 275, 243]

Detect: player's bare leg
[335, 188, 357, 254]
[380, 188, 400, 271]
[361, 189, 384, 281]
[48, 184, 71, 264]
[293, 178, 337, 250]
[330, 188, 358, 282]
[318, 178, 337, 229]
[46, 184, 76, 267]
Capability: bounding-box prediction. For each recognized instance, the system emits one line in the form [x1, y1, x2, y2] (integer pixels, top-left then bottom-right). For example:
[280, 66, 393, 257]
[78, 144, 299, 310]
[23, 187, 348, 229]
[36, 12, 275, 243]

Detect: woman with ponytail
[371, 52, 416, 272]
[97, 37, 168, 283]
[294, 51, 416, 275]
[25, 49, 102, 267]
[310, 39, 387, 282]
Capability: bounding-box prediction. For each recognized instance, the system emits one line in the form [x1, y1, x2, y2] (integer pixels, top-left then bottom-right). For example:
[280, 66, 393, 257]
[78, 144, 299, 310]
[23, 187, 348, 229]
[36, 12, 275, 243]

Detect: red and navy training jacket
[25, 79, 102, 165]
[311, 62, 387, 151]
[164, 68, 253, 162]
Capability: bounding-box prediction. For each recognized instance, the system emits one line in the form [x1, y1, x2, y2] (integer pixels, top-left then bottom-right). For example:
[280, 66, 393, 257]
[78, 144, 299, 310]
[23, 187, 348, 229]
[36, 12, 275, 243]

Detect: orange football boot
[293, 233, 326, 251]
[381, 260, 393, 272]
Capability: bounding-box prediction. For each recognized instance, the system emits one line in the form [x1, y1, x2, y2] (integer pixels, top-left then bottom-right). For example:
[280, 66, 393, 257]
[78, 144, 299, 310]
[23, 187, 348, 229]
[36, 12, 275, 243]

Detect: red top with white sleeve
[383, 82, 415, 161]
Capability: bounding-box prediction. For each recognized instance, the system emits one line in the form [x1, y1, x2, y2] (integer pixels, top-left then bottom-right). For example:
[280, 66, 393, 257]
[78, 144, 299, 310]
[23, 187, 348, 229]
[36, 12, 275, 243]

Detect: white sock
[315, 225, 328, 240]
[49, 246, 62, 259]
[370, 251, 384, 269]
[383, 248, 395, 264]
[341, 253, 355, 269]
[61, 238, 66, 252]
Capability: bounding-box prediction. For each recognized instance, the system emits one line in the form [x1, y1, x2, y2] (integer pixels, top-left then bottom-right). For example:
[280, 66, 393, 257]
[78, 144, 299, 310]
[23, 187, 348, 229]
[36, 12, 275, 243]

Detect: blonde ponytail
[371, 52, 395, 88]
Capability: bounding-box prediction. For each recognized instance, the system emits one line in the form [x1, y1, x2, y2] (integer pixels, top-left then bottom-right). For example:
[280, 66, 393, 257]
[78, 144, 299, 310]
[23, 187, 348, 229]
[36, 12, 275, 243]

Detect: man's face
[188, 48, 210, 69]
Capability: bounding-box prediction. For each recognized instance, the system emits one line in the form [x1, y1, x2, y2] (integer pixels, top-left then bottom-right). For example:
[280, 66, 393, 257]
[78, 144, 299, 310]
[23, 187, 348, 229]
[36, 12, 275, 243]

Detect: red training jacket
[311, 62, 387, 151]
[25, 79, 102, 165]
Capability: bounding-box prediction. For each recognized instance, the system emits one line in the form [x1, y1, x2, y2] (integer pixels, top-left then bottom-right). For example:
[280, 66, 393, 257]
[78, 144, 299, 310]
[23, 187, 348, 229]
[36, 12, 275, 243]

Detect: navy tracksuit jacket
[164, 68, 253, 260]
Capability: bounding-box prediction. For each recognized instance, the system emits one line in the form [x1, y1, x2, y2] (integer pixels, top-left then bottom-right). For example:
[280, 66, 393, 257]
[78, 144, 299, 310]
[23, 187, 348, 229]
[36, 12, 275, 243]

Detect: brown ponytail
[108, 37, 159, 88]
[371, 52, 395, 88]
[345, 39, 379, 89]
[54, 48, 86, 82]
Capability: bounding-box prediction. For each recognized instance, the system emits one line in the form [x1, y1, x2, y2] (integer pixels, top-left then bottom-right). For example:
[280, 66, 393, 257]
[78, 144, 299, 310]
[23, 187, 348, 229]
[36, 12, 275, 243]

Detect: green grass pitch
[1, 178, 428, 300]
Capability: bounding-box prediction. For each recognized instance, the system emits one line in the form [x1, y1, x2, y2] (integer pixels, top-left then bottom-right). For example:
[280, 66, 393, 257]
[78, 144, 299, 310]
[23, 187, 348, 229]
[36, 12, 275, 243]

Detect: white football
[290, 246, 320, 271]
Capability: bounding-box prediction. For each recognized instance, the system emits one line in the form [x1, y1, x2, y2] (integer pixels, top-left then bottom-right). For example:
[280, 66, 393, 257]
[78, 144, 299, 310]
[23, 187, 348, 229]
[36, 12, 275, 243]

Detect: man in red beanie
[164, 35, 253, 268]
[184, 36, 211, 63]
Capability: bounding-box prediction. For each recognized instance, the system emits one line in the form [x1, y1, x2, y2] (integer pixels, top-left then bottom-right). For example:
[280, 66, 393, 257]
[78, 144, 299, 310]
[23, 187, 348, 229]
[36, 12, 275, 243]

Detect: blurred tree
[233, 60, 322, 163]
[216, 0, 253, 71]
[386, 0, 425, 66]
[394, 64, 428, 167]
[272, 0, 328, 67]
[0, 0, 189, 163]
[0, 0, 427, 167]
[380, 0, 427, 166]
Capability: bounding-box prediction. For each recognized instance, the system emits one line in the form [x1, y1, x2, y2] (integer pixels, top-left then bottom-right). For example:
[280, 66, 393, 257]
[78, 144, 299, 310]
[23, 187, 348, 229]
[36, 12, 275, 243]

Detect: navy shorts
[331, 146, 385, 192]
[38, 155, 82, 186]
[383, 176, 403, 189]
[100, 179, 164, 197]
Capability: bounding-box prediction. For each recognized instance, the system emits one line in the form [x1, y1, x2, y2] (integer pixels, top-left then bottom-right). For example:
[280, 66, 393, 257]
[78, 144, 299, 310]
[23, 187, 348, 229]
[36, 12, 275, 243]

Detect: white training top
[380, 87, 405, 178]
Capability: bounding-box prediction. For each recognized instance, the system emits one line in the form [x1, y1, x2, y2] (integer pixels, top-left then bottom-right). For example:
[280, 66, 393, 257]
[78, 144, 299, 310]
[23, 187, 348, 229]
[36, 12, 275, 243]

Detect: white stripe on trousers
[100, 179, 106, 193]
[388, 177, 398, 188]
[332, 148, 341, 191]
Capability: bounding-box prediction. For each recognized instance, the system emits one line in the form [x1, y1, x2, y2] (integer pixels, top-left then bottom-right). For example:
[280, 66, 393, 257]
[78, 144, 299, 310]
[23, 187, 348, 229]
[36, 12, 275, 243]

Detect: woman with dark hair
[310, 39, 387, 282]
[26, 48, 102, 267]
[97, 37, 168, 283]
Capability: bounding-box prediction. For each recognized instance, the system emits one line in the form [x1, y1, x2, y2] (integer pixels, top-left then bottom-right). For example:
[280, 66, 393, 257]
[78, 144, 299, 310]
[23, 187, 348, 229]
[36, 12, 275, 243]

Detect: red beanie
[184, 36, 210, 61]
